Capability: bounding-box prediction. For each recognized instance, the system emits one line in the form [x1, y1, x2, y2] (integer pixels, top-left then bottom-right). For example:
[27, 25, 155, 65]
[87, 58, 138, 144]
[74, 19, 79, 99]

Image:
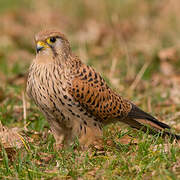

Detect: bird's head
[34, 30, 71, 62]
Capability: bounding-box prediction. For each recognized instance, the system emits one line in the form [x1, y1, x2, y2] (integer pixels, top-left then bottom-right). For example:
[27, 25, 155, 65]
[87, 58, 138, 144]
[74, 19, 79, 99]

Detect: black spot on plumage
[88, 78, 93, 82]
[83, 68, 86, 73]
[87, 96, 92, 103]
[42, 95, 46, 99]
[94, 80, 98, 84]
[81, 94, 84, 99]
[61, 112, 65, 120]
[64, 95, 67, 99]
[89, 71, 92, 77]
[95, 102, 99, 108]
[79, 72, 83, 77]
[68, 108, 72, 113]
[84, 120, 87, 125]
[94, 73, 97, 79]
[117, 110, 121, 114]
[91, 99, 96, 106]
[84, 126, 86, 134]
[88, 114, 92, 118]
[81, 75, 87, 80]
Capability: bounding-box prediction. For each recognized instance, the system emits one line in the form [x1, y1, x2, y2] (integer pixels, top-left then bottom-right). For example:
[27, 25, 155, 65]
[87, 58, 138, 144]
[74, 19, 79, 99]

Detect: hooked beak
[36, 41, 49, 53]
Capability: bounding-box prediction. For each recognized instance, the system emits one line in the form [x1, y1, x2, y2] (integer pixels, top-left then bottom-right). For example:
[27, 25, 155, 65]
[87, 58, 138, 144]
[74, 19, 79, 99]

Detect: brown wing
[68, 61, 180, 139]
[68, 63, 132, 122]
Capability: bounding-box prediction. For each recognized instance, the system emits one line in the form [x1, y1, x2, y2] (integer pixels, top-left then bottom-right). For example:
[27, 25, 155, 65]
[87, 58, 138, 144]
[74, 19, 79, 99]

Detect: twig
[147, 97, 152, 113]
[130, 61, 150, 91]
[22, 91, 27, 121]
[110, 57, 118, 78]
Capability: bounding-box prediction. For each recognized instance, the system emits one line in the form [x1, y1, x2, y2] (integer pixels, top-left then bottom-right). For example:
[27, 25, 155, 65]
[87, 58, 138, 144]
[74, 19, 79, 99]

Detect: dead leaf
[0, 122, 24, 149]
[172, 159, 180, 172]
[160, 61, 174, 76]
[93, 138, 104, 150]
[0, 122, 29, 160]
[87, 167, 99, 177]
[118, 135, 138, 145]
[38, 152, 54, 163]
[158, 47, 178, 62]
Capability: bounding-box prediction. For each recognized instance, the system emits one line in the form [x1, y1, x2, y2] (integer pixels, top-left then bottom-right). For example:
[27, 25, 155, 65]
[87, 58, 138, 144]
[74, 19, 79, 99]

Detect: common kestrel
[26, 30, 180, 147]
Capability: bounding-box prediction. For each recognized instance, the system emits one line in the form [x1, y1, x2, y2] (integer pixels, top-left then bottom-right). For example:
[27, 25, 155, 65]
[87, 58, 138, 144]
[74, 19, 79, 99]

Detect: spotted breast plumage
[26, 30, 180, 147]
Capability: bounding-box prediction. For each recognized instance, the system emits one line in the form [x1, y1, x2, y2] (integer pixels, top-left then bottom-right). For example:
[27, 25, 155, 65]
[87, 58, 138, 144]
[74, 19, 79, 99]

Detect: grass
[0, 0, 180, 179]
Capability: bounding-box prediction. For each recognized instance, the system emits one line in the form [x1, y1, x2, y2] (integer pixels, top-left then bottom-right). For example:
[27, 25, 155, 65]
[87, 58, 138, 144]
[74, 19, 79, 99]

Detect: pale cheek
[56, 40, 62, 47]
[42, 49, 52, 56]
[54, 41, 63, 54]
[36, 49, 53, 58]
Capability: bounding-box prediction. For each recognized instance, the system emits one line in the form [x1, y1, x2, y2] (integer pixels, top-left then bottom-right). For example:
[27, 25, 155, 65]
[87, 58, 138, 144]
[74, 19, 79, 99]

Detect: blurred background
[0, 0, 180, 129]
[0, 0, 180, 179]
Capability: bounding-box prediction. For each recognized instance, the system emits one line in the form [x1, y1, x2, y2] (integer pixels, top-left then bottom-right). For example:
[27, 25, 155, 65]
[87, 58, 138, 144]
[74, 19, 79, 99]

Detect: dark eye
[50, 37, 56, 43]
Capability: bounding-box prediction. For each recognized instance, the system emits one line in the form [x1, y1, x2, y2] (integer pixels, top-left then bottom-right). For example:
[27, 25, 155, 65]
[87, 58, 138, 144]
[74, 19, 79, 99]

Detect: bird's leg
[47, 119, 67, 149]
[78, 123, 103, 148]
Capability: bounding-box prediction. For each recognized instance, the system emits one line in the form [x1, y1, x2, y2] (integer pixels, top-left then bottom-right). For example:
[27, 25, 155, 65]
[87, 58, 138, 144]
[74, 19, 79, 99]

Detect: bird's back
[68, 59, 132, 123]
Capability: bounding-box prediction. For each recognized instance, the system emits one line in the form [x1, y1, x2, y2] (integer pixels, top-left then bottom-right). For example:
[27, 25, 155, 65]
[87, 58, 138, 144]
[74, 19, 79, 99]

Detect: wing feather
[68, 63, 131, 122]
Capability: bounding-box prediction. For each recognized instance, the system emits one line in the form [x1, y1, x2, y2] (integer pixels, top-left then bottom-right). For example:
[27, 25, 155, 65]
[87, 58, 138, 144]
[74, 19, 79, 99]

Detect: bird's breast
[26, 63, 83, 125]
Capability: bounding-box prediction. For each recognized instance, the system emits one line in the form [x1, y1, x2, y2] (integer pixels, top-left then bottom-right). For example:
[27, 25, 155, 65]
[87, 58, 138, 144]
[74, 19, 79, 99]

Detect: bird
[26, 29, 180, 148]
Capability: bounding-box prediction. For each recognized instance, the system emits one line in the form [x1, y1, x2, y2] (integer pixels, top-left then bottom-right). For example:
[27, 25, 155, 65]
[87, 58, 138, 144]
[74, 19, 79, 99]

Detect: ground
[0, 0, 180, 179]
